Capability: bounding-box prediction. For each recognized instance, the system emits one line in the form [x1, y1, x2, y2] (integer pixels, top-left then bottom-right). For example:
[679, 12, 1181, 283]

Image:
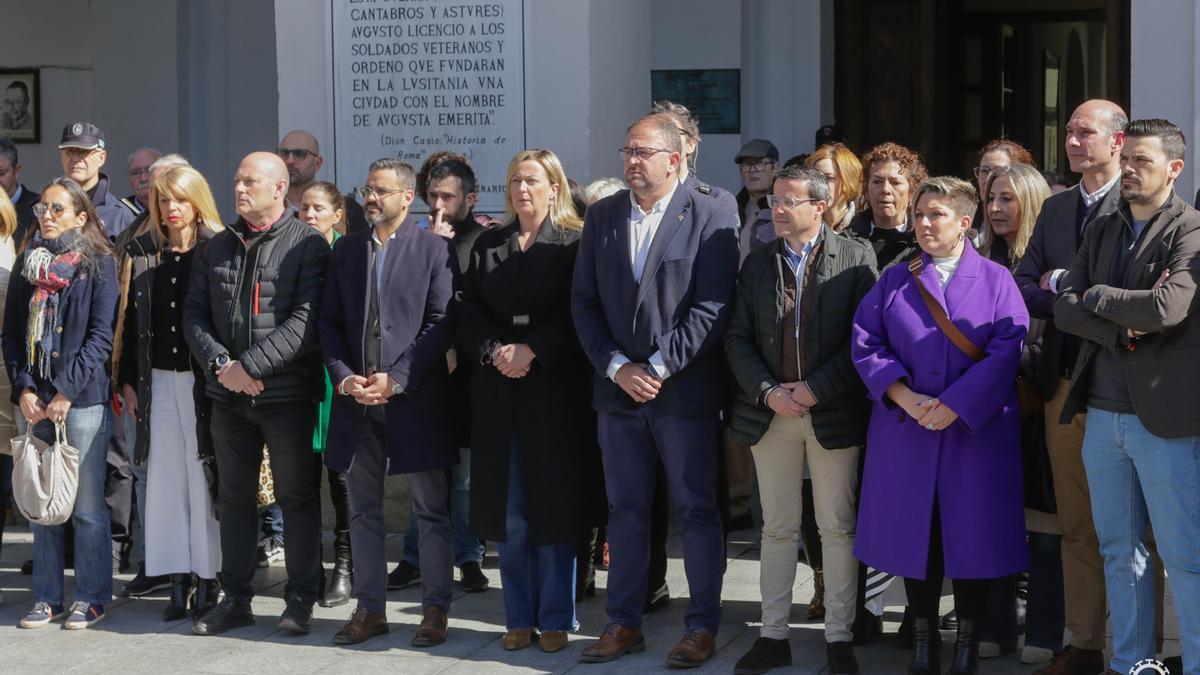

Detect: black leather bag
[1021, 412, 1057, 514]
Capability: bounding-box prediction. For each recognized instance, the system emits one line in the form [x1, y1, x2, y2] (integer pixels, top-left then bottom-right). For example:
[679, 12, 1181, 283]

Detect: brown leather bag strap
[908, 259, 984, 362]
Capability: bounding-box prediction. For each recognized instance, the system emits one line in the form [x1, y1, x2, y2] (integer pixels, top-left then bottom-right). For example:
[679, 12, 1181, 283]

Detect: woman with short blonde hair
[805, 143, 863, 232]
[503, 149, 583, 231]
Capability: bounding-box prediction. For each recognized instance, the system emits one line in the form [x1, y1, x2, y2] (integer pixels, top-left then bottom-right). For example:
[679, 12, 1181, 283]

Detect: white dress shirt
[606, 182, 681, 382]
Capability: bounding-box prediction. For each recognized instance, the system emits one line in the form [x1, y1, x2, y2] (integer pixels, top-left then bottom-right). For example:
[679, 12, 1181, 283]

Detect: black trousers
[902, 499, 989, 624]
[327, 467, 350, 534]
[211, 398, 322, 604]
[105, 409, 134, 559]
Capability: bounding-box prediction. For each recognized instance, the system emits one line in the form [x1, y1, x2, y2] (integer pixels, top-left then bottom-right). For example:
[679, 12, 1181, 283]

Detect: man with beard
[278, 130, 367, 233]
[573, 113, 739, 667]
[1055, 118, 1200, 675]
[319, 158, 457, 646]
[387, 156, 490, 594]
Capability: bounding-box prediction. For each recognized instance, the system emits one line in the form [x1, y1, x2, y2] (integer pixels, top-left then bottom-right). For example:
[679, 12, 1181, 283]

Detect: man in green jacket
[725, 166, 877, 675]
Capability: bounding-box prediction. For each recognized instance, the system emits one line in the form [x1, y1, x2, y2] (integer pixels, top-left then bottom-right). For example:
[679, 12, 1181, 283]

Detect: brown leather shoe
[1034, 646, 1105, 675]
[666, 628, 716, 668]
[539, 630, 569, 653]
[580, 623, 645, 663]
[411, 606, 448, 647]
[334, 607, 388, 645]
[806, 568, 826, 621]
[503, 628, 533, 651]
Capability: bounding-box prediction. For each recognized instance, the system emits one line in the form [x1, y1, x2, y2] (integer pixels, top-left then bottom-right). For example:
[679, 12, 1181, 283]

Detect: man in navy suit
[573, 113, 740, 667]
[318, 158, 458, 647]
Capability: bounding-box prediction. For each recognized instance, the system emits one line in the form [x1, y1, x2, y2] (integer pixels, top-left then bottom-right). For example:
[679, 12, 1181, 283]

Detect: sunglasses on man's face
[277, 148, 315, 161]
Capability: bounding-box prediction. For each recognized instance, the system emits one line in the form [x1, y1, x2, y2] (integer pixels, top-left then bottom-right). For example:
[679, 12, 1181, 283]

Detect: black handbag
[1021, 410, 1056, 514]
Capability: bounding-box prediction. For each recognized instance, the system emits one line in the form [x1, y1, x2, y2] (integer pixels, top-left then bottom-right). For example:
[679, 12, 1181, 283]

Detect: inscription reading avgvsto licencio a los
[332, 0, 526, 211]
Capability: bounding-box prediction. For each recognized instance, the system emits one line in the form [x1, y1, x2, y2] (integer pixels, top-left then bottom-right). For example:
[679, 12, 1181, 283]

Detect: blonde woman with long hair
[114, 165, 225, 621]
[980, 164, 1052, 268]
[0, 189, 18, 599]
[456, 149, 596, 653]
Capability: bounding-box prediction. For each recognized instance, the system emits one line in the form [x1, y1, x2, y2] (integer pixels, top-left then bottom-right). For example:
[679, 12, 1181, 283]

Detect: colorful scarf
[23, 230, 85, 378]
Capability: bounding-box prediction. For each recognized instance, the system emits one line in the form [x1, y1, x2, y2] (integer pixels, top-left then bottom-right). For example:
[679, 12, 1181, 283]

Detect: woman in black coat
[456, 149, 595, 653]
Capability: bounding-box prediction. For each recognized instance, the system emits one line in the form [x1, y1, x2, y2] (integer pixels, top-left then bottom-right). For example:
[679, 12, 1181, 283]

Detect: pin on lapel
[677, 213, 684, 222]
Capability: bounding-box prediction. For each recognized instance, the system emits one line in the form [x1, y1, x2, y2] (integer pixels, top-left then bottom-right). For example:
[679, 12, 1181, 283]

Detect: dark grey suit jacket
[1054, 193, 1200, 438]
[1014, 183, 1121, 395]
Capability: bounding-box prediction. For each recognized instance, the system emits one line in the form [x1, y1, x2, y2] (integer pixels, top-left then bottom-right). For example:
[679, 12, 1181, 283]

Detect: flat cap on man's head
[59, 122, 106, 150]
[735, 138, 779, 163]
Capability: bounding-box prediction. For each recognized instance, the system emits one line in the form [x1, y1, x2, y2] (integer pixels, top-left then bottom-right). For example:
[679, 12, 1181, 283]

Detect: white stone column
[1131, 0, 1198, 198]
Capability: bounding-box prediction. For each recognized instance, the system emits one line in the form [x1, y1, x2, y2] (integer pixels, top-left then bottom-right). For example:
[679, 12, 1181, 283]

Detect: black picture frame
[0, 68, 40, 143]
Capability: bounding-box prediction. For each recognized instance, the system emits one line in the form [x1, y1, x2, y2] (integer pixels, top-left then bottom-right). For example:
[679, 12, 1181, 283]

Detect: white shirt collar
[1080, 173, 1120, 209]
[630, 180, 679, 219]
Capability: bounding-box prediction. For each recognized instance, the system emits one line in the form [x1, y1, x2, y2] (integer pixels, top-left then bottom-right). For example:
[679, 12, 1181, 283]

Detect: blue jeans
[1025, 531, 1065, 651]
[497, 440, 577, 632]
[19, 404, 114, 606]
[1082, 408, 1200, 675]
[403, 447, 482, 566]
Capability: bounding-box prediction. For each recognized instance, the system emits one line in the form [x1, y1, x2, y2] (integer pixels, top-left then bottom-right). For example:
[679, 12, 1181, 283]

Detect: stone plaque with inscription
[332, 0, 526, 213]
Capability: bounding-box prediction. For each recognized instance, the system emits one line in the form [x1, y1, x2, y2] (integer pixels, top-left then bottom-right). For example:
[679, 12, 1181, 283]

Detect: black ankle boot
[163, 574, 193, 621]
[321, 530, 353, 607]
[192, 577, 220, 619]
[906, 618, 940, 674]
[946, 619, 979, 674]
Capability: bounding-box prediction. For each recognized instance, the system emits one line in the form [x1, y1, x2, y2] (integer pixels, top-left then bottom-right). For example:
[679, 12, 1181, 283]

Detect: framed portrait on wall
[0, 69, 40, 143]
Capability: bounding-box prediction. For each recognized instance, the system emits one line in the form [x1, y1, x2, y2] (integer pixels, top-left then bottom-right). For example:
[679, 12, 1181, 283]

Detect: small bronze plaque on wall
[651, 69, 740, 135]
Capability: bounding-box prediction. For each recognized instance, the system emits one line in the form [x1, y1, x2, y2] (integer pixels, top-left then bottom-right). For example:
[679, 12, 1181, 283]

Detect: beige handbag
[11, 422, 80, 526]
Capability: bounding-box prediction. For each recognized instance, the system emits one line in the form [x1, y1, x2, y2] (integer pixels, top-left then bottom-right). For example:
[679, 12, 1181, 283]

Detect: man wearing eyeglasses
[57, 122, 137, 237]
[123, 147, 161, 215]
[319, 158, 457, 647]
[735, 139, 780, 263]
[573, 113, 739, 667]
[726, 166, 877, 675]
[277, 130, 368, 233]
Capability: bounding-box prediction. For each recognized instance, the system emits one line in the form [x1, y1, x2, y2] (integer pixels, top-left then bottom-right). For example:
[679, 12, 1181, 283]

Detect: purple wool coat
[851, 244, 1030, 580]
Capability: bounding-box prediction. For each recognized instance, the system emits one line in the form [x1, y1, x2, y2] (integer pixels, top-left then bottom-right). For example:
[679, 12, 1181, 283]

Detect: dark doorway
[835, 0, 1130, 180]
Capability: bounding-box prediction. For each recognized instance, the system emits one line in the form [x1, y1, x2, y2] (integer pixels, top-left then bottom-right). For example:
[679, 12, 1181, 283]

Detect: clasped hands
[216, 360, 264, 396]
[888, 381, 959, 432]
[490, 342, 534, 379]
[19, 389, 71, 424]
[342, 372, 399, 405]
[765, 381, 817, 418]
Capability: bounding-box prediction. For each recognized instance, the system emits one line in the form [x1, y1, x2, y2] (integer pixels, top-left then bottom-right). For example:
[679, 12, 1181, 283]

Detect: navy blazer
[571, 184, 740, 415]
[318, 222, 458, 475]
[3, 251, 119, 407]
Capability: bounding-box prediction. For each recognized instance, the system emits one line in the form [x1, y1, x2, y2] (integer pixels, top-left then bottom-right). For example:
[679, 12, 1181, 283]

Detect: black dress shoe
[123, 562, 172, 597]
[163, 574, 193, 621]
[734, 637, 791, 675]
[192, 597, 254, 635]
[458, 561, 488, 593]
[386, 560, 420, 590]
[643, 582, 670, 614]
[278, 596, 313, 634]
[827, 640, 860, 675]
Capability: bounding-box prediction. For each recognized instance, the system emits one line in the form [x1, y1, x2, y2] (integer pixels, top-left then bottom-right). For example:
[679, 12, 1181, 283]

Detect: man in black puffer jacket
[183, 151, 331, 637]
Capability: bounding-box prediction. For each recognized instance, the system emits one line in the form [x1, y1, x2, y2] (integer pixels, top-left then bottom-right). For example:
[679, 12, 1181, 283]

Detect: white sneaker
[1020, 645, 1055, 664]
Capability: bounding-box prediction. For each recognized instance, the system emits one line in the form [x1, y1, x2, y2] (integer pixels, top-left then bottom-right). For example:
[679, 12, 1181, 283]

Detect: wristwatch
[210, 354, 231, 375]
[391, 380, 404, 396]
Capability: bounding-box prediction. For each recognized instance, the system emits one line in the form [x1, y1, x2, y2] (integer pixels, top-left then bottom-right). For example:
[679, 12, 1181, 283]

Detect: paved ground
[0, 523, 1180, 674]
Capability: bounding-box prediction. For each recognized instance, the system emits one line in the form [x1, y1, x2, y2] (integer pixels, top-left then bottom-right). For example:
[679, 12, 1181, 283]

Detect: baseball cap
[58, 122, 107, 150]
[735, 138, 779, 163]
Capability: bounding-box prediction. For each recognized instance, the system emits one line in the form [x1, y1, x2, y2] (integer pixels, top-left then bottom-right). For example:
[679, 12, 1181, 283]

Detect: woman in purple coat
[851, 177, 1029, 675]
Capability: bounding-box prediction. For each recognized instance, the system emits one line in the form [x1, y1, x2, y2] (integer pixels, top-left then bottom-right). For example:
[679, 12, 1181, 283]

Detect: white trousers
[752, 413, 860, 642]
[145, 369, 221, 578]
